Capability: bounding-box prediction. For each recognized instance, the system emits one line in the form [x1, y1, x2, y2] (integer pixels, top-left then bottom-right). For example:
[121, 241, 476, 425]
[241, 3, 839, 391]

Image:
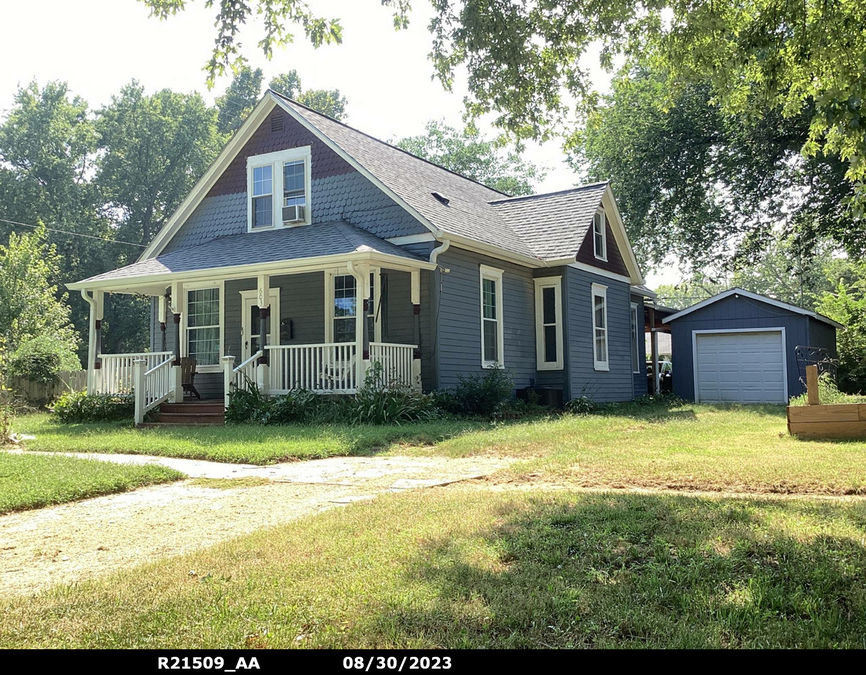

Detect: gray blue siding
[564, 267, 635, 402]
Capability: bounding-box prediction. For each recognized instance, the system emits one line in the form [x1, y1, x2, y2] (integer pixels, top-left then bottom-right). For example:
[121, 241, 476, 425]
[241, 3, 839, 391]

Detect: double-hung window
[593, 210, 607, 261]
[332, 274, 357, 343]
[535, 277, 563, 370]
[480, 265, 505, 368]
[247, 147, 311, 231]
[591, 283, 609, 371]
[630, 302, 641, 373]
[185, 284, 223, 370]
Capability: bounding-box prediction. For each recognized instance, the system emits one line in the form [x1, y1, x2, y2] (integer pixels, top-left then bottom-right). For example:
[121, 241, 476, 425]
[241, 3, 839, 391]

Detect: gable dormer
[575, 207, 629, 278]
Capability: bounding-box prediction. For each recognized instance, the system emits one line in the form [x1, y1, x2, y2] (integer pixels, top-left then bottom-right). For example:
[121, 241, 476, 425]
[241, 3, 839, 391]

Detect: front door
[241, 290, 280, 361]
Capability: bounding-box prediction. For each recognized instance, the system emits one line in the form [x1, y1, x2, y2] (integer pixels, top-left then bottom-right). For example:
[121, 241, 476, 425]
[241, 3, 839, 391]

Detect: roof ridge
[488, 181, 609, 204]
[269, 90, 511, 198]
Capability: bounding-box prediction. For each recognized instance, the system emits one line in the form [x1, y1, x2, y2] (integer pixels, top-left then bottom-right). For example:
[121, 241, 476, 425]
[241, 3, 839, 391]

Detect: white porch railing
[95, 351, 173, 394]
[231, 350, 263, 393]
[369, 342, 417, 390]
[267, 343, 358, 394]
[133, 355, 175, 424]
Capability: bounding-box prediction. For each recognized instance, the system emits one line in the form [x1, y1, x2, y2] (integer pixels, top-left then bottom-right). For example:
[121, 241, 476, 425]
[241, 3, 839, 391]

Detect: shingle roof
[74, 222, 425, 285]
[488, 183, 609, 260]
[273, 93, 539, 259]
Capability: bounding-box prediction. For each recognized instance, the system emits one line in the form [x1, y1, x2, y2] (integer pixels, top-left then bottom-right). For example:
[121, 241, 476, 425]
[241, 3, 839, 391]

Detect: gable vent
[432, 192, 450, 206]
[270, 115, 285, 133]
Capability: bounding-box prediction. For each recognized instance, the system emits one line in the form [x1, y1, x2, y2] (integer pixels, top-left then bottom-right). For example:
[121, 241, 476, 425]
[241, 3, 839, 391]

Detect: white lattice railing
[133, 355, 175, 424]
[96, 352, 173, 395]
[267, 343, 359, 394]
[369, 342, 417, 390]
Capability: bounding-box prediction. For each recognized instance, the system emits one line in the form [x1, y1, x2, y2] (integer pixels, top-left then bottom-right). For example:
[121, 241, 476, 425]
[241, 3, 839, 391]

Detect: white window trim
[246, 146, 312, 232]
[593, 210, 608, 262]
[630, 302, 641, 374]
[591, 282, 609, 372]
[181, 280, 224, 373]
[479, 264, 505, 368]
[534, 277, 563, 371]
[324, 269, 382, 343]
[239, 288, 281, 359]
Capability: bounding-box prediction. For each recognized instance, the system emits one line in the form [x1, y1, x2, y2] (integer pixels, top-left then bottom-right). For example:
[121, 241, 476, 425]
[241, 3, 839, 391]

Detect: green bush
[225, 383, 270, 424]
[260, 388, 324, 424]
[8, 335, 80, 384]
[789, 373, 866, 406]
[565, 395, 596, 415]
[52, 391, 134, 424]
[437, 368, 515, 417]
[343, 385, 440, 425]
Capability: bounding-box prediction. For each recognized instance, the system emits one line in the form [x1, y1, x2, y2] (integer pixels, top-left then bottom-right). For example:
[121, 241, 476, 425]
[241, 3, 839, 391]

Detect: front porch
[71, 240, 433, 424]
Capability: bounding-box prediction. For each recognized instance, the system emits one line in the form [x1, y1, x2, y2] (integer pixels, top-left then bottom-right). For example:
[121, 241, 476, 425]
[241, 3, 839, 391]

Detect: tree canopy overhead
[140, 0, 866, 212]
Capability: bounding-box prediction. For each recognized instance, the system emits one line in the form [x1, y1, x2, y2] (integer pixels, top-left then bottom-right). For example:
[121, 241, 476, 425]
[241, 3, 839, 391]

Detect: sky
[1, 0, 679, 286]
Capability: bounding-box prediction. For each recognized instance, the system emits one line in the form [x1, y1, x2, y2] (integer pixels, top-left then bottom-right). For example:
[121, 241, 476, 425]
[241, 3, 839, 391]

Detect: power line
[0, 217, 146, 248]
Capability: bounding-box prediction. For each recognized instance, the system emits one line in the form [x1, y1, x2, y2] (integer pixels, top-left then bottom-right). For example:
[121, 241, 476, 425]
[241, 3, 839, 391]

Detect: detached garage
[665, 288, 840, 403]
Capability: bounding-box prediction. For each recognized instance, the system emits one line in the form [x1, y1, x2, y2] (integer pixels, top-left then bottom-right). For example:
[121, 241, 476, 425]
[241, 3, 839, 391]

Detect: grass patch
[395, 403, 866, 495]
[3, 486, 866, 648]
[0, 452, 183, 514]
[14, 414, 488, 465]
[188, 477, 272, 490]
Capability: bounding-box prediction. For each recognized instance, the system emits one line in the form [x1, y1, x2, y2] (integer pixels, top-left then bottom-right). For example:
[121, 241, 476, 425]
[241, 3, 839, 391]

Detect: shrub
[225, 383, 271, 424]
[260, 388, 324, 424]
[52, 391, 134, 423]
[438, 368, 515, 417]
[8, 335, 80, 384]
[343, 385, 440, 425]
[789, 373, 866, 406]
[565, 395, 595, 415]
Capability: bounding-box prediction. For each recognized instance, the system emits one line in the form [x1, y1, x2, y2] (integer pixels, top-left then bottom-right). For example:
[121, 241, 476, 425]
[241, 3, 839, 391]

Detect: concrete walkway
[0, 452, 509, 597]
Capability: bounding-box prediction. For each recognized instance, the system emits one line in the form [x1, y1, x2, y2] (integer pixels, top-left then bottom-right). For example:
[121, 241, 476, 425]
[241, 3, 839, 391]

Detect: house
[665, 288, 840, 403]
[68, 91, 653, 423]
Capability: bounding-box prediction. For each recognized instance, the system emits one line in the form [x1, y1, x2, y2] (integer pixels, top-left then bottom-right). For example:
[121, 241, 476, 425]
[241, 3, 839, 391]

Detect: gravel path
[0, 454, 509, 597]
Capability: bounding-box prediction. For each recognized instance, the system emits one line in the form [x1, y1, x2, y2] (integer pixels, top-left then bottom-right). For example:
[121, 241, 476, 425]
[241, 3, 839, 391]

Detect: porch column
[350, 262, 370, 388]
[256, 273, 270, 395]
[94, 290, 104, 375]
[648, 305, 659, 395]
[158, 292, 169, 352]
[169, 281, 184, 401]
[410, 269, 422, 391]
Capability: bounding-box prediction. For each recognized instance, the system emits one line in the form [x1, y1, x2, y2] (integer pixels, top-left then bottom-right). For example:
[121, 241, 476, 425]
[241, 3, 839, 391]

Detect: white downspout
[429, 238, 451, 266]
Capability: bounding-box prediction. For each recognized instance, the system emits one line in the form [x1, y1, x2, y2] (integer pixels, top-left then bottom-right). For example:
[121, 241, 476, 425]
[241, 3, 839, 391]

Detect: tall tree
[396, 121, 545, 196]
[576, 66, 858, 268]
[0, 226, 78, 356]
[97, 81, 223, 248]
[0, 81, 107, 352]
[267, 71, 348, 120]
[215, 66, 265, 135]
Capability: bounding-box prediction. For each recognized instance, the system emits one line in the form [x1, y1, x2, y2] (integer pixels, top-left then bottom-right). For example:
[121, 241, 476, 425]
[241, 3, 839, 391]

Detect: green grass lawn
[3, 485, 866, 648]
[0, 452, 183, 514]
[396, 403, 866, 496]
[14, 414, 487, 465]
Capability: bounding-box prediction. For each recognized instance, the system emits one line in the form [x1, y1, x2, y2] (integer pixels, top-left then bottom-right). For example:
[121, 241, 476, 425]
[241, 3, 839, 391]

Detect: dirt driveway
[0, 454, 509, 597]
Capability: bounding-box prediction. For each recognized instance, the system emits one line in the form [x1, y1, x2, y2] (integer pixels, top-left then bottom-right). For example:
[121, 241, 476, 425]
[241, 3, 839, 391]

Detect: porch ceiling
[68, 222, 434, 293]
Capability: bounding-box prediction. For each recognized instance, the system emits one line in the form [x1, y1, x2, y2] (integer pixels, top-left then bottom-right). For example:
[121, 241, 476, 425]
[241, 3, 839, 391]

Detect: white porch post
[169, 281, 184, 401]
[350, 262, 370, 389]
[133, 358, 146, 425]
[256, 273, 270, 396]
[410, 269, 422, 391]
[158, 293, 168, 353]
[94, 290, 104, 377]
[222, 355, 235, 409]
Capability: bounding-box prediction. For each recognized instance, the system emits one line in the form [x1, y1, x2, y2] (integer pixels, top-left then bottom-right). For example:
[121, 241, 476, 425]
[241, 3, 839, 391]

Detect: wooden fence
[10, 370, 87, 403]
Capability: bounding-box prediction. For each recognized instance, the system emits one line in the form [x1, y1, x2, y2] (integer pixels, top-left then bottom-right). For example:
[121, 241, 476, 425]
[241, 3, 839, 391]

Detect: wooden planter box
[787, 403, 866, 440]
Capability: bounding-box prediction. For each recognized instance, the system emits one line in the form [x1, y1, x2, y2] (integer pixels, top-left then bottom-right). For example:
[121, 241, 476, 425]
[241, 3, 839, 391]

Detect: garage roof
[663, 288, 842, 328]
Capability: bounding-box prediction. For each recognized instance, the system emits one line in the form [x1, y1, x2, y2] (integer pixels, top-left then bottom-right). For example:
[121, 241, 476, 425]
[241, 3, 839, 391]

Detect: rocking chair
[180, 357, 201, 400]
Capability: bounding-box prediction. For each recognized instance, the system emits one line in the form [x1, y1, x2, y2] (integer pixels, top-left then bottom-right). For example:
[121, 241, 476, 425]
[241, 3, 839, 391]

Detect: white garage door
[695, 331, 786, 403]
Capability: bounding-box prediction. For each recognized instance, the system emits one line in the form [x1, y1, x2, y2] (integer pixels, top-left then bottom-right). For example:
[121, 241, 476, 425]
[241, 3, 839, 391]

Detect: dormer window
[593, 210, 607, 261]
[247, 147, 312, 232]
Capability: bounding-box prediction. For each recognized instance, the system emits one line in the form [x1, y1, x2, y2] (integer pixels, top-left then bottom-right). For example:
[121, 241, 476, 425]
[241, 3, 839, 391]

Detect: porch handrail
[231, 350, 263, 393]
[267, 343, 358, 394]
[97, 351, 173, 395]
[133, 355, 175, 425]
[369, 342, 418, 390]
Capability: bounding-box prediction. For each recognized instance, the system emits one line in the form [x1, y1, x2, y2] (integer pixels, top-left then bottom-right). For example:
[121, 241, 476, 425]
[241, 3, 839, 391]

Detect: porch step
[154, 401, 225, 426]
